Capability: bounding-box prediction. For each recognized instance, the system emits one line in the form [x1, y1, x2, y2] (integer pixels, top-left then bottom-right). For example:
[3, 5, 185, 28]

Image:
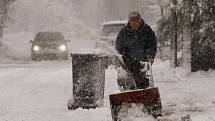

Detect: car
[95, 20, 127, 50]
[30, 31, 70, 61]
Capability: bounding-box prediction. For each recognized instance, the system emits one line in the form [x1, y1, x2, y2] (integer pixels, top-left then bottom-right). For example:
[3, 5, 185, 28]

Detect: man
[115, 11, 157, 89]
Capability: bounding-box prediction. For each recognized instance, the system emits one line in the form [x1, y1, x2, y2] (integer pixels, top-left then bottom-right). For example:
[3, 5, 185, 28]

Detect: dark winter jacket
[115, 19, 157, 61]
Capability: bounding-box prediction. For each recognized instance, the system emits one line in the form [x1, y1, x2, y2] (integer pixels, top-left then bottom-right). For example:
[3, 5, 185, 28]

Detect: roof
[35, 31, 64, 40]
[102, 20, 128, 26]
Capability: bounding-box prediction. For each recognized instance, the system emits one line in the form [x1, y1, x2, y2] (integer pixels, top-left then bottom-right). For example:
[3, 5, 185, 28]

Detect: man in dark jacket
[115, 11, 157, 89]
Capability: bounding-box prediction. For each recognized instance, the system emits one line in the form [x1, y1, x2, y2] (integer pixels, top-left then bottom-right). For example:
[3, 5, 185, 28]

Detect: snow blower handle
[148, 62, 154, 87]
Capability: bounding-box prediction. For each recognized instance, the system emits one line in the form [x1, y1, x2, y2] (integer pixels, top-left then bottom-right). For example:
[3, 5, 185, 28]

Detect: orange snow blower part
[109, 87, 162, 121]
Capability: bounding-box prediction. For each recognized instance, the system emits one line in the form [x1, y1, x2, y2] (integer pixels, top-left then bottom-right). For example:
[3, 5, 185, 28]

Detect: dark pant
[122, 56, 149, 89]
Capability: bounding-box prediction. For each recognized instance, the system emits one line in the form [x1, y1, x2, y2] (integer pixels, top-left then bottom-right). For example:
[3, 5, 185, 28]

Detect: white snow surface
[0, 56, 215, 121]
[0, 33, 215, 121]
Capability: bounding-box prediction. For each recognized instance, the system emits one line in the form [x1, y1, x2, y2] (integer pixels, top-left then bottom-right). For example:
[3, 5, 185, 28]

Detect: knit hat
[128, 11, 141, 21]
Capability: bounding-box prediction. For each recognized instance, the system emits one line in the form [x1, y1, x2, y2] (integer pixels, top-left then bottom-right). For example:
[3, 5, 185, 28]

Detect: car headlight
[33, 45, 40, 51]
[59, 45, 66, 51]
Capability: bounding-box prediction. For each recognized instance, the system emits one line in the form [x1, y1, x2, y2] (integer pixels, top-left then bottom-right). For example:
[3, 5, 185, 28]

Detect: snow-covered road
[0, 60, 215, 121]
[0, 61, 74, 121]
[0, 61, 118, 121]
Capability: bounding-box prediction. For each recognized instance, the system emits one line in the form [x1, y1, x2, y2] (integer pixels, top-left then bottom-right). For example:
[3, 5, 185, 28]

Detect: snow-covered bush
[156, 0, 215, 72]
[0, 39, 17, 63]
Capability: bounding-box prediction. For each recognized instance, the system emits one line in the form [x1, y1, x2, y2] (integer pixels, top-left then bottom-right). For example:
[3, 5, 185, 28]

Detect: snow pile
[153, 60, 189, 84]
[118, 103, 155, 121]
[0, 40, 10, 58]
[0, 39, 25, 63]
[152, 60, 215, 120]
[71, 49, 104, 55]
[0, 32, 35, 63]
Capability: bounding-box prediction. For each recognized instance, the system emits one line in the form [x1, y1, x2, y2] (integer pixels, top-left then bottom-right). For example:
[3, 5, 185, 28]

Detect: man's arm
[145, 25, 157, 59]
[115, 28, 128, 56]
[115, 28, 130, 67]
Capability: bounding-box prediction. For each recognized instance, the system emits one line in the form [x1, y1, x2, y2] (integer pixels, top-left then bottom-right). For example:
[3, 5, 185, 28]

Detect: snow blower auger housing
[109, 62, 162, 121]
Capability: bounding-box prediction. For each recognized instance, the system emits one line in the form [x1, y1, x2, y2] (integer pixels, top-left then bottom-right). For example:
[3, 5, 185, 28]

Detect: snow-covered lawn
[0, 60, 215, 121]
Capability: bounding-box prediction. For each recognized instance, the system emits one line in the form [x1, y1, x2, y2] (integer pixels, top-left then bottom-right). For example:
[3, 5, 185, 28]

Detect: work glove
[117, 54, 124, 63]
[146, 56, 154, 64]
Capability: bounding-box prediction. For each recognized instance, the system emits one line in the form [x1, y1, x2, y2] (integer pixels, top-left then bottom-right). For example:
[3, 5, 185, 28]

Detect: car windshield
[101, 24, 126, 37]
[35, 32, 64, 41]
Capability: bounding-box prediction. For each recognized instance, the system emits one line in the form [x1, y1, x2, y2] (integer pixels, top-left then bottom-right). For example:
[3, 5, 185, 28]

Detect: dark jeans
[122, 56, 149, 89]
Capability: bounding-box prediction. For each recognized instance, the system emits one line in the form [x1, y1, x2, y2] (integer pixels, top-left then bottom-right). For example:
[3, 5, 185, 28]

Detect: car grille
[47, 44, 58, 49]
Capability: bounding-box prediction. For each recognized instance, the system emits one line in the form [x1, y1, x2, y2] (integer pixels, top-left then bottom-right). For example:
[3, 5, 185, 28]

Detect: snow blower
[109, 62, 162, 121]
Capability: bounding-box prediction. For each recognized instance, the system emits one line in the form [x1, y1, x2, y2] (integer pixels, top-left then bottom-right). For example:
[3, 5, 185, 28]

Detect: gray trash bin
[68, 53, 109, 109]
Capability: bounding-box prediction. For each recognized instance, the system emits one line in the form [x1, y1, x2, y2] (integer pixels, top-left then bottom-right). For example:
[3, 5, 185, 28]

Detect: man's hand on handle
[147, 56, 154, 64]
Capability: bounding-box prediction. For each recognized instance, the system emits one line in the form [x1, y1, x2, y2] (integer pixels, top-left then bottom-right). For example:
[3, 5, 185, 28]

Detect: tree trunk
[160, 5, 164, 17]
[181, 25, 191, 69]
[0, 25, 3, 39]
